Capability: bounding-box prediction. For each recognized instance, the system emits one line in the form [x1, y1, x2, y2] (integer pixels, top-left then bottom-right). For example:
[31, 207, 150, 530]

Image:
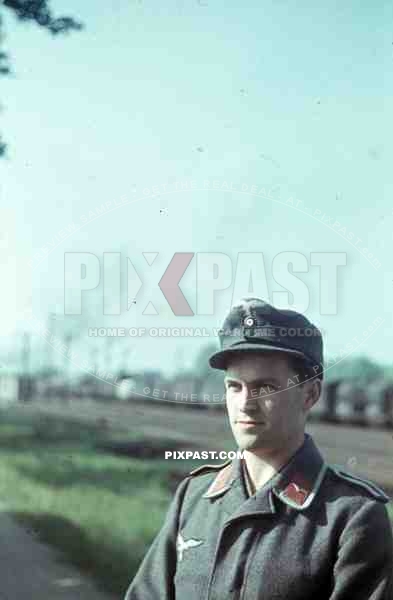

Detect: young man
[124, 297, 393, 599]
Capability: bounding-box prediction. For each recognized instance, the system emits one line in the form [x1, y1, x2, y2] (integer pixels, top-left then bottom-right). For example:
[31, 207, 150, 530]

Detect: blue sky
[1, 0, 392, 378]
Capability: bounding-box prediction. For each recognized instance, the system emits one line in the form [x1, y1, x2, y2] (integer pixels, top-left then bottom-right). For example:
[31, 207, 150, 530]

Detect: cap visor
[208, 344, 307, 370]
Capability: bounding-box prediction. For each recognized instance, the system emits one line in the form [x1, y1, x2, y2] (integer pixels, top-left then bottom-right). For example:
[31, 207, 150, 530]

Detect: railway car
[310, 379, 342, 423]
[365, 379, 393, 428]
[198, 372, 226, 411]
[0, 368, 19, 406]
[112, 370, 166, 403]
[334, 381, 369, 426]
[34, 374, 65, 399]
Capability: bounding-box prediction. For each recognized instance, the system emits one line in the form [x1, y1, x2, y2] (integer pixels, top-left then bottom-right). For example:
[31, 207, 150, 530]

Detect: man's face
[224, 352, 318, 454]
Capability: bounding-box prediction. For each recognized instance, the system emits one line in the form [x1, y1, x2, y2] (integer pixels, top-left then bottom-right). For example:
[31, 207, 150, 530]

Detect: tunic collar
[202, 433, 327, 513]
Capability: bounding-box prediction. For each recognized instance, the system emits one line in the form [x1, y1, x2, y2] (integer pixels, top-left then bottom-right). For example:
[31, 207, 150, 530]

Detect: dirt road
[0, 508, 117, 600]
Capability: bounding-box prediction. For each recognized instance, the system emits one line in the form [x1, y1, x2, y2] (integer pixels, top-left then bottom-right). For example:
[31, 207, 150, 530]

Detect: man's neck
[242, 432, 306, 493]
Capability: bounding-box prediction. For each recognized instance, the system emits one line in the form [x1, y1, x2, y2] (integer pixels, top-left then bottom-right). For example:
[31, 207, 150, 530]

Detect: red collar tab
[202, 463, 235, 499]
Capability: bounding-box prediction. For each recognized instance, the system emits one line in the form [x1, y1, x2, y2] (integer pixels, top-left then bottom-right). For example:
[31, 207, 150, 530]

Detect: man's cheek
[263, 400, 275, 413]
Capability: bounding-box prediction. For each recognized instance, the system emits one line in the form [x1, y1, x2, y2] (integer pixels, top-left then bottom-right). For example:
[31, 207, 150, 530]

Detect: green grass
[0, 407, 208, 596]
[0, 406, 391, 597]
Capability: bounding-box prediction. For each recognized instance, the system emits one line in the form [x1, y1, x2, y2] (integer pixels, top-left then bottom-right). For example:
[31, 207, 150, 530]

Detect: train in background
[9, 370, 393, 429]
[86, 372, 393, 429]
[310, 378, 393, 428]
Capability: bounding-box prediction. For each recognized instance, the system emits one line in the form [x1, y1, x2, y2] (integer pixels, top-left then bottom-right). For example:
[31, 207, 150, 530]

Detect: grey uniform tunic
[124, 433, 393, 599]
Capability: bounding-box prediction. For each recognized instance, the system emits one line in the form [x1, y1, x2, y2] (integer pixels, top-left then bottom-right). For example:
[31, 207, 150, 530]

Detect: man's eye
[261, 386, 278, 393]
[227, 382, 240, 389]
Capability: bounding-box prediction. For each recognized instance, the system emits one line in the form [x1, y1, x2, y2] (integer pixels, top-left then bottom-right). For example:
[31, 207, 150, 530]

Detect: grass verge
[0, 406, 210, 596]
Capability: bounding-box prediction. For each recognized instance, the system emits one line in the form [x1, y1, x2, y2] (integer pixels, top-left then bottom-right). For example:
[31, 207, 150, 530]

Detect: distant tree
[35, 365, 60, 378]
[0, 1, 83, 157]
[192, 341, 220, 378]
[324, 354, 384, 385]
[190, 341, 222, 399]
[381, 364, 393, 381]
[192, 342, 219, 381]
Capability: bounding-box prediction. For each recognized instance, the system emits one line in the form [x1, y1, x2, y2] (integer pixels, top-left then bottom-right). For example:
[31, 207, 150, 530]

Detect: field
[0, 398, 391, 597]
[0, 403, 218, 596]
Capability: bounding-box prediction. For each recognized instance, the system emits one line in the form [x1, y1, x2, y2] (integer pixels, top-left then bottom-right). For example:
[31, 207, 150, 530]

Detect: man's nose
[237, 387, 259, 411]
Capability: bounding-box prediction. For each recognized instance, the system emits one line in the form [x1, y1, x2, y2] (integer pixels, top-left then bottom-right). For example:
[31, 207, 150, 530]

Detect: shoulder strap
[328, 464, 391, 503]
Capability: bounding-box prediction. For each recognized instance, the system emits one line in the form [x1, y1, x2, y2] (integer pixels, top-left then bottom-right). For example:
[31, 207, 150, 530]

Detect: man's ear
[302, 378, 321, 411]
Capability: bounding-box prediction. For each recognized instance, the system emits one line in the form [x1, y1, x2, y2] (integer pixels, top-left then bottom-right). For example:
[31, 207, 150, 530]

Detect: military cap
[208, 296, 324, 380]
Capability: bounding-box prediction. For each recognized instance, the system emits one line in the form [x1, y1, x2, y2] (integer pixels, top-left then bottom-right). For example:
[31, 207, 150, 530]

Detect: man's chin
[235, 437, 268, 452]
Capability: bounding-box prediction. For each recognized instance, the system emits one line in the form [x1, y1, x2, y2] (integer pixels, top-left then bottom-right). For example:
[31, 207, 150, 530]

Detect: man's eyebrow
[224, 376, 281, 387]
